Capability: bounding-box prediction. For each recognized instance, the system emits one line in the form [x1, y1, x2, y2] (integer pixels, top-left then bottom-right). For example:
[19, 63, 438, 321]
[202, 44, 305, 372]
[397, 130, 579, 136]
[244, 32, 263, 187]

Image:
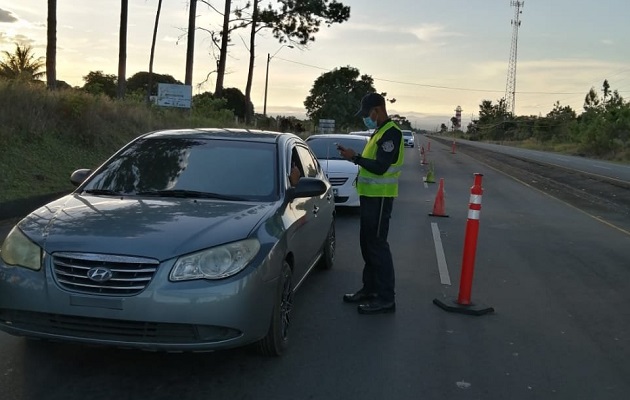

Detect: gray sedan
[0, 128, 336, 356]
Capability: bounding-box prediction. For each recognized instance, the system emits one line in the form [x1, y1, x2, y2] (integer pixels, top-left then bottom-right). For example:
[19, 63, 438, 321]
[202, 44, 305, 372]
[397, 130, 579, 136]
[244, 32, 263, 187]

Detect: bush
[0, 80, 242, 202]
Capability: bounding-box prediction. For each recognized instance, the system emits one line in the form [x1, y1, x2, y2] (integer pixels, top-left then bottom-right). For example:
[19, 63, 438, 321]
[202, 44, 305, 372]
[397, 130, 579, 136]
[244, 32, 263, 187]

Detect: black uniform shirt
[355, 119, 402, 176]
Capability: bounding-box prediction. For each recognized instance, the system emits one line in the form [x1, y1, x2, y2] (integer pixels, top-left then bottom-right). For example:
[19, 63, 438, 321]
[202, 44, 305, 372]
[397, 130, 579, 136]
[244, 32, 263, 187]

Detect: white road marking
[431, 222, 451, 285]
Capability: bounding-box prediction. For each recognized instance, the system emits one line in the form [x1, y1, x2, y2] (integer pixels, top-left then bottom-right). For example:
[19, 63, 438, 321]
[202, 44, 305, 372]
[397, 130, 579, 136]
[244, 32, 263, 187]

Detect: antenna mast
[505, 1, 524, 116]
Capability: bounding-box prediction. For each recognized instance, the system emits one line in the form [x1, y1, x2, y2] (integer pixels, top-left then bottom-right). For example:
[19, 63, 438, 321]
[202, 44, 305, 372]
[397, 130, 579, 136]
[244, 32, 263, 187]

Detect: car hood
[318, 159, 359, 175]
[17, 194, 275, 260]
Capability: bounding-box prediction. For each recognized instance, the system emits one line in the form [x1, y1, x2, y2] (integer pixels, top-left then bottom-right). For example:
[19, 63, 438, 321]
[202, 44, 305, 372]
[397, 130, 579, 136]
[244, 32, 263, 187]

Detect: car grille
[52, 252, 160, 296]
[0, 309, 241, 344]
[328, 177, 348, 186]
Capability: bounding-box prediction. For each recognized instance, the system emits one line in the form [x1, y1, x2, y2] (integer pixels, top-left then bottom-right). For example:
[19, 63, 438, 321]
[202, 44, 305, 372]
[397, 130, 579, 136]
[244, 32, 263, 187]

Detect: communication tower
[455, 106, 462, 129]
[505, 1, 524, 116]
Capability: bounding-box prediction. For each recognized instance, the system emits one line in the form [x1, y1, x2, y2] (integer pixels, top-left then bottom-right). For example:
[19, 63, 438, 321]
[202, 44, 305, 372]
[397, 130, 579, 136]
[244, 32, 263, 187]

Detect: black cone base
[433, 298, 494, 316]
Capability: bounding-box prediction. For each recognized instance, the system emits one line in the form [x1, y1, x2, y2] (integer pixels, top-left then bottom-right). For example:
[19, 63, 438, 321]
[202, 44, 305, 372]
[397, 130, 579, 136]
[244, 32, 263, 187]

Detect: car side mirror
[287, 177, 327, 200]
[70, 169, 93, 187]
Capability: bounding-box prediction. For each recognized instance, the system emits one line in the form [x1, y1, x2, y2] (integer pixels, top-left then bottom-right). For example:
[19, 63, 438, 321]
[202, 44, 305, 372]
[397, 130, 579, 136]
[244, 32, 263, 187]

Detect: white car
[402, 130, 415, 147]
[306, 134, 369, 207]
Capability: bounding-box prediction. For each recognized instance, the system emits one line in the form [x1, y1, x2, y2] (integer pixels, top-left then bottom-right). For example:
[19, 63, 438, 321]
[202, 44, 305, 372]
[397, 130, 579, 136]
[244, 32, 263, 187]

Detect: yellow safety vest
[357, 120, 404, 197]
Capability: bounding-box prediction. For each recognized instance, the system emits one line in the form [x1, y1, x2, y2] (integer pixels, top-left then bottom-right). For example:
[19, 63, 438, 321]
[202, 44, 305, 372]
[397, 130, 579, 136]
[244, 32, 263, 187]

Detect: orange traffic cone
[420, 146, 427, 165]
[429, 178, 449, 217]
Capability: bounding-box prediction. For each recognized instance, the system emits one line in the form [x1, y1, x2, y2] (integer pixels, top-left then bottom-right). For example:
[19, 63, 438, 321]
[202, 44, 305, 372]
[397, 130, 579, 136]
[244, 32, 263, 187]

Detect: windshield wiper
[83, 188, 124, 196]
[136, 189, 248, 201]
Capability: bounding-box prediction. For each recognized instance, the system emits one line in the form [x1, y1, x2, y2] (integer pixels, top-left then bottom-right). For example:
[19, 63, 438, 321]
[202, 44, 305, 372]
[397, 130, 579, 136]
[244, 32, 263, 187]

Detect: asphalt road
[1, 137, 629, 400]
[447, 138, 630, 182]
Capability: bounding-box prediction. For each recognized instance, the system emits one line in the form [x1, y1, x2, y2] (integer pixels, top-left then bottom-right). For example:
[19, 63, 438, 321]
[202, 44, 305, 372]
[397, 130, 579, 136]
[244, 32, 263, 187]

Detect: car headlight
[170, 239, 261, 281]
[0, 227, 43, 271]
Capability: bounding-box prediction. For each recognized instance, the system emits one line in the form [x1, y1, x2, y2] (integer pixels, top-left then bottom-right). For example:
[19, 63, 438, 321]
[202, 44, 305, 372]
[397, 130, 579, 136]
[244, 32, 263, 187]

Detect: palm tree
[46, 0, 57, 89]
[243, 0, 259, 124]
[184, 0, 197, 86]
[0, 43, 46, 81]
[117, 0, 128, 98]
[214, 0, 231, 98]
[147, 0, 163, 104]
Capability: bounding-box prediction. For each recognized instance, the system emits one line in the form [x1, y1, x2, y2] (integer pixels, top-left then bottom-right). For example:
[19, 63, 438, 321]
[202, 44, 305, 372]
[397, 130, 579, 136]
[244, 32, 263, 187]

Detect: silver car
[0, 128, 335, 356]
[305, 134, 369, 207]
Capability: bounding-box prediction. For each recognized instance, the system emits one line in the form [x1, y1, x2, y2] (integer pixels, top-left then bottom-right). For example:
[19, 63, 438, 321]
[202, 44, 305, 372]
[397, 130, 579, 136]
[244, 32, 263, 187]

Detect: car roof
[306, 134, 369, 141]
[142, 128, 300, 143]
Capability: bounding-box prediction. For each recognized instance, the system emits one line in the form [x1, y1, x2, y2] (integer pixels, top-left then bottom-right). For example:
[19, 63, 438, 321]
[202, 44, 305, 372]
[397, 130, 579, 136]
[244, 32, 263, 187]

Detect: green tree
[259, 0, 351, 45]
[602, 79, 610, 104]
[126, 71, 182, 96]
[391, 115, 412, 130]
[304, 66, 375, 131]
[0, 43, 45, 81]
[584, 87, 600, 111]
[240, 0, 351, 123]
[82, 71, 117, 98]
[606, 90, 624, 111]
[222, 87, 253, 120]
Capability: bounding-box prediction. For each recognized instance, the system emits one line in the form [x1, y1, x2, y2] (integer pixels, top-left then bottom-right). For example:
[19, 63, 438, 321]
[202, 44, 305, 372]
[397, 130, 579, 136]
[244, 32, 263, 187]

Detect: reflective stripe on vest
[357, 120, 404, 197]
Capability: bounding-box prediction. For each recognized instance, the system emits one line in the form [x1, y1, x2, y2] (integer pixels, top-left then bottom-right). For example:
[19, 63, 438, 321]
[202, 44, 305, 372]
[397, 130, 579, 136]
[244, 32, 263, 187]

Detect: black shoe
[343, 289, 377, 303]
[357, 299, 396, 314]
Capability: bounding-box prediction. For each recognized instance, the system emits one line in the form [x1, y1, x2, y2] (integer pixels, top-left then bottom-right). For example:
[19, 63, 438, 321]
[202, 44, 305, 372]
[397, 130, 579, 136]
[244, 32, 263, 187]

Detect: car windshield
[82, 137, 278, 201]
[307, 137, 367, 160]
[403, 131, 413, 137]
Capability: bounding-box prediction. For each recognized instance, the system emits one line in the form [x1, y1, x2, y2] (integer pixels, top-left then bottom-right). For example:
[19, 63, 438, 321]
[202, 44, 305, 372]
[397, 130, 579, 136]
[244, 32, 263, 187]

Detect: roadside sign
[157, 84, 192, 109]
[319, 119, 335, 134]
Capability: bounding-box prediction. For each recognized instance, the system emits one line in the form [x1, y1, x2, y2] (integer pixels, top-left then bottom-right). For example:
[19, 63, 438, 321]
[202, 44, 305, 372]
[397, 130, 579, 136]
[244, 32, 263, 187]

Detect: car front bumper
[327, 173, 360, 207]
[0, 255, 277, 352]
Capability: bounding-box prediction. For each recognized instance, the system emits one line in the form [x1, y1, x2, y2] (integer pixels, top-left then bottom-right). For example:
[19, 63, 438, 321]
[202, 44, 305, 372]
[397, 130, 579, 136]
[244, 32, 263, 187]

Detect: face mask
[363, 116, 378, 130]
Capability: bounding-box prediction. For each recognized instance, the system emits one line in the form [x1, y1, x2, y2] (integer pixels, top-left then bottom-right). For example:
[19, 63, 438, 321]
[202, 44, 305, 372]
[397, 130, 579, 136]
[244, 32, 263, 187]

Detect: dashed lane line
[431, 222, 451, 285]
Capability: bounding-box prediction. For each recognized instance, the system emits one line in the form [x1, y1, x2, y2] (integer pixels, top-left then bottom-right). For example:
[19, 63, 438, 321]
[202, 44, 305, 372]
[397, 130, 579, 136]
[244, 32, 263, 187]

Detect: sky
[1, 0, 629, 130]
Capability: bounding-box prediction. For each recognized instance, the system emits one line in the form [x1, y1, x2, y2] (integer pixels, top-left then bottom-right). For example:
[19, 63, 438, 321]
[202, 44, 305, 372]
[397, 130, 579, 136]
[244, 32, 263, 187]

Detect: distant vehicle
[305, 133, 369, 208]
[402, 130, 415, 147]
[0, 128, 336, 356]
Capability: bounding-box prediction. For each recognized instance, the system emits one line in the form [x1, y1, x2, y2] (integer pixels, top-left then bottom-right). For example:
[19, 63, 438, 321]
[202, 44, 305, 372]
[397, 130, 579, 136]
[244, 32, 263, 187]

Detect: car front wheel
[258, 261, 293, 356]
[317, 222, 335, 270]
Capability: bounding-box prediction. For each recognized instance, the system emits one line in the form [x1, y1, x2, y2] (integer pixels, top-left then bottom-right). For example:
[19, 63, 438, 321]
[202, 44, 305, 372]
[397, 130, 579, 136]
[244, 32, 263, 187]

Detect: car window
[296, 145, 320, 178]
[84, 137, 278, 201]
[402, 131, 413, 137]
[306, 137, 367, 160]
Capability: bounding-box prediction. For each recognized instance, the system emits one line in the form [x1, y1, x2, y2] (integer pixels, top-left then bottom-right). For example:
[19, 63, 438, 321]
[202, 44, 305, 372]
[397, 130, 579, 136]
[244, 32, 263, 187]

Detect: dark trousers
[359, 196, 395, 302]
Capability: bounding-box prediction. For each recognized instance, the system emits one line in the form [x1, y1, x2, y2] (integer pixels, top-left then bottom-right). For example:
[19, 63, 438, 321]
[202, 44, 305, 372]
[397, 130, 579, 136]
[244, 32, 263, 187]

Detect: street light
[263, 45, 294, 117]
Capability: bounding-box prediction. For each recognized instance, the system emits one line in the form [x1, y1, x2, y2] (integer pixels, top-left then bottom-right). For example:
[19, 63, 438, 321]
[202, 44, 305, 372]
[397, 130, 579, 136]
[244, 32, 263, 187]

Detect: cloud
[411, 23, 463, 43]
[0, 8, 18, 23]
[0, 32, 36, 47]
[601, 39, 613, 46]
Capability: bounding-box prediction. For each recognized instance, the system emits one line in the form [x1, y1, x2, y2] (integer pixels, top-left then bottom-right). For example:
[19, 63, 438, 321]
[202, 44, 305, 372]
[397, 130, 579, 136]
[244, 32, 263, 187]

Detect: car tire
[317, 222, 335, 270]
[257, 261, 292, 356]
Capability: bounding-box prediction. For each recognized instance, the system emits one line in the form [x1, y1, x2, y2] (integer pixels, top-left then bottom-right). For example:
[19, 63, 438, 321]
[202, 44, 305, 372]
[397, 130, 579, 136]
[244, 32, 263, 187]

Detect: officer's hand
[337, 144, 356, 161]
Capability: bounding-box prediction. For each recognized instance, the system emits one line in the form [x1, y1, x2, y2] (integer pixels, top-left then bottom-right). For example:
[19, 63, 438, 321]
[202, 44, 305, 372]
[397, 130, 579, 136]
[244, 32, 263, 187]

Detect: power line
[275, 56, 614, 95]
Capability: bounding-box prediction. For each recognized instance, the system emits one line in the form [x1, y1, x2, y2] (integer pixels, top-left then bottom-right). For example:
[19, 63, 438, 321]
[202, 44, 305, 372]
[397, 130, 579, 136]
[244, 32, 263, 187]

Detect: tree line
[11, 0, 350, 125]
[465, 80, 630, 159]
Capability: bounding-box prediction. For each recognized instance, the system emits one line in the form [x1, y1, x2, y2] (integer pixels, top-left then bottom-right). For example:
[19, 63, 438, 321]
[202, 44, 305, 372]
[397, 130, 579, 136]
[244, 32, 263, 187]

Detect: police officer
[337, 92, 404, 314]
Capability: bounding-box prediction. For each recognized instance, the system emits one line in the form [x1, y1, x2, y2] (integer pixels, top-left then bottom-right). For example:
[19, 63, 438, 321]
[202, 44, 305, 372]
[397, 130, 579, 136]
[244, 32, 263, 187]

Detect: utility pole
[505, 1, 524, 116]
